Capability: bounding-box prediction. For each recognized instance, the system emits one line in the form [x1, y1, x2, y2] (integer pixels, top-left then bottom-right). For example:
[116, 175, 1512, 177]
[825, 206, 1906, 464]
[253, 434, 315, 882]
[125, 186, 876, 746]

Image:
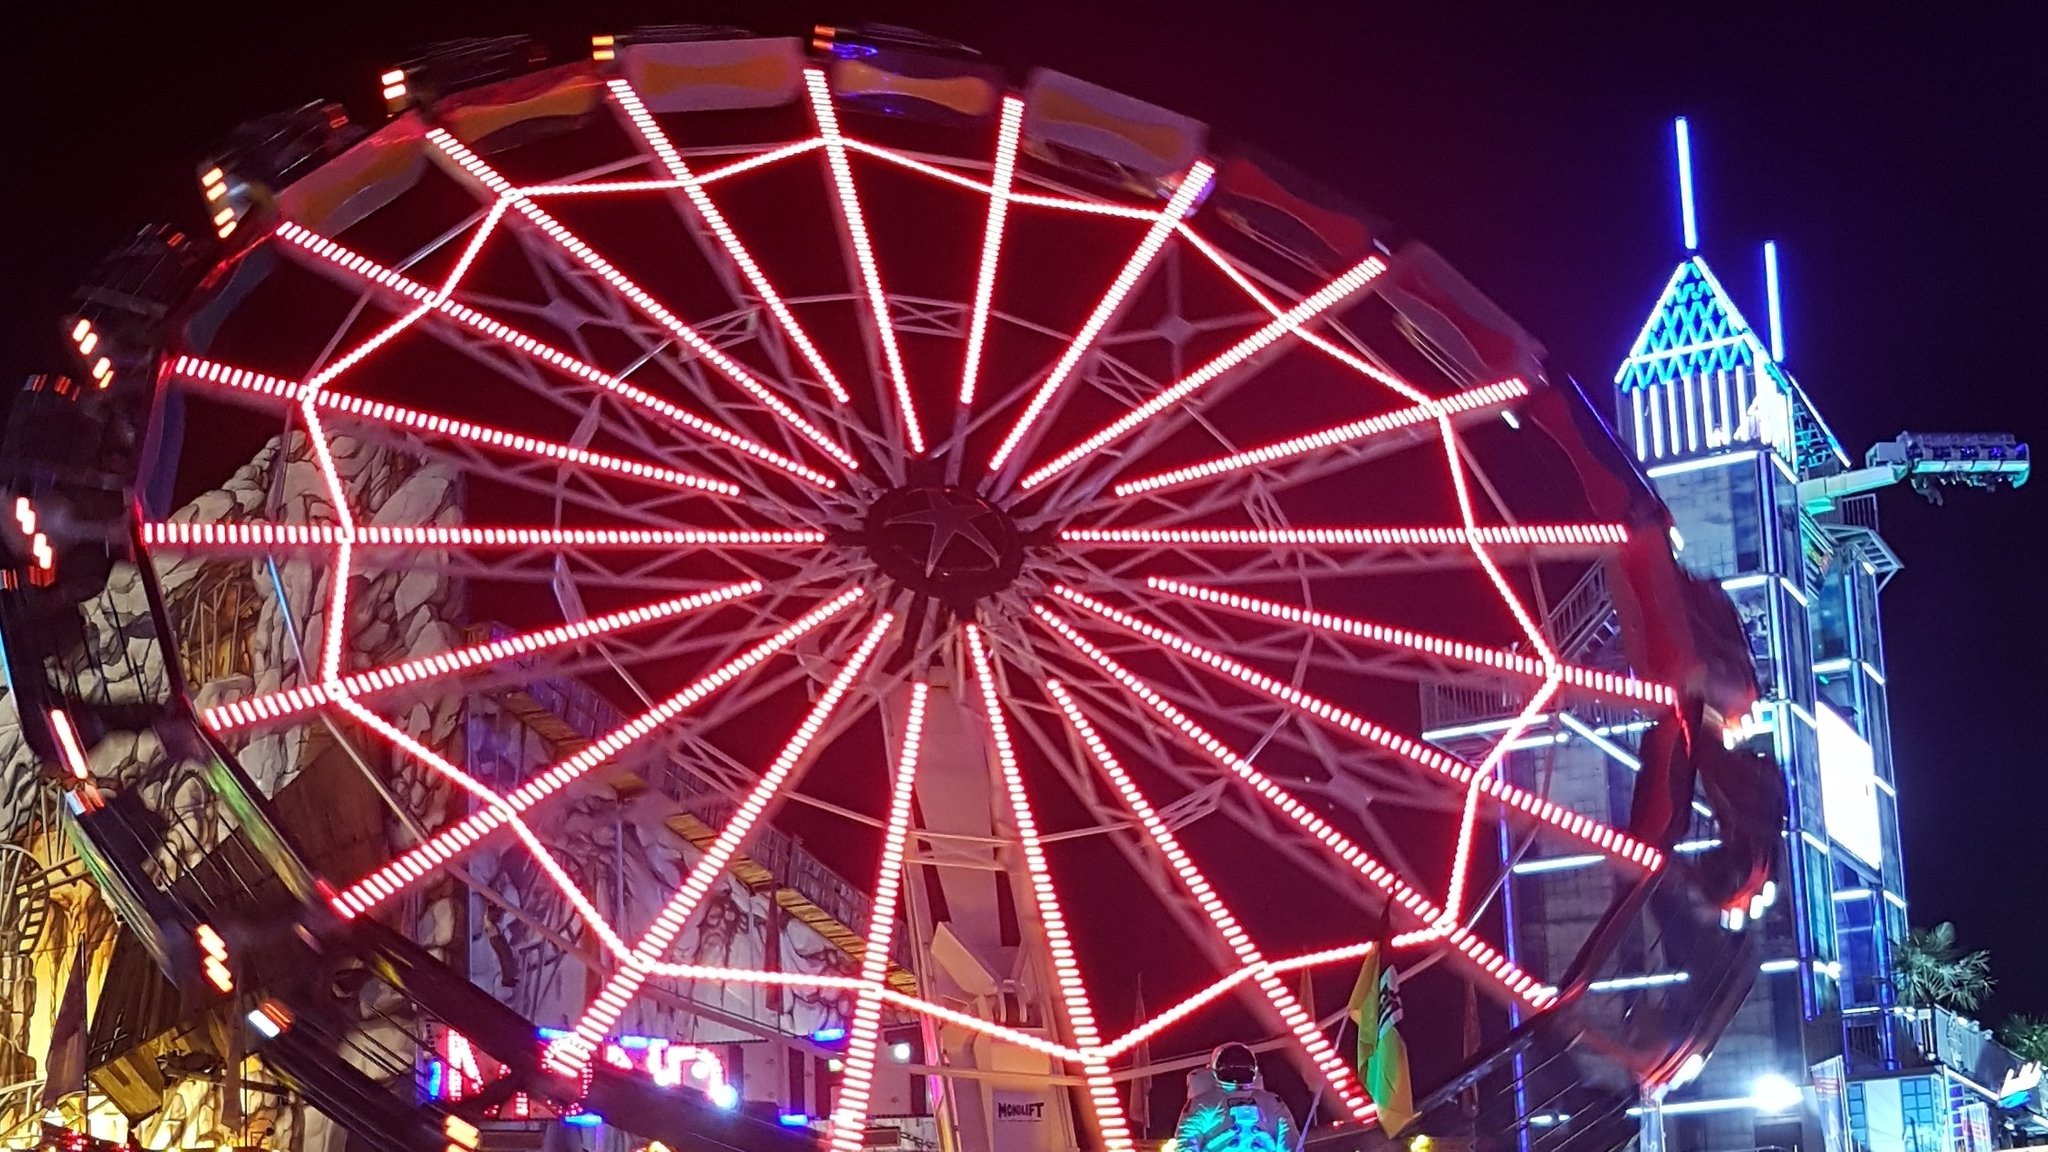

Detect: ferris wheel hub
[861, 484, 1023, 607]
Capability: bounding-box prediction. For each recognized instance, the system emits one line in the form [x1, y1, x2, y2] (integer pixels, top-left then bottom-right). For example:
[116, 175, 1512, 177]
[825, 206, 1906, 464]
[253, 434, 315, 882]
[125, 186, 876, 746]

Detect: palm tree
[2000, 1014, 2048, 1066]
[1891, 922, 1993, 1012]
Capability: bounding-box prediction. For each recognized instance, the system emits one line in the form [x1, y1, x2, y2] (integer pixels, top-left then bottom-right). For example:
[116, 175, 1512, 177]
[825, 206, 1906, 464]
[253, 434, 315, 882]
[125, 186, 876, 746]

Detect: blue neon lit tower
[1424, 119, 2030, 1152]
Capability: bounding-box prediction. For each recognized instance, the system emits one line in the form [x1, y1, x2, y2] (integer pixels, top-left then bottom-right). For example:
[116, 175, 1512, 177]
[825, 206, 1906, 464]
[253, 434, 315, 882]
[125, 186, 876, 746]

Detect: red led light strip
[1048, 588, 1661, 872]
[1144, 577, 1673, 707]
[425, 131, 858, 471]
[520, 139, 831, 198]
[1021, 255, 1388, 490]
[806, 69, 923, 454]
[1060, 524, 1629, 548]
[548, 610, 894, 1075]
[966, 627, 1132, 1149]
[1111, 378, 1530, 497]
[608, 81, 852, 407]
[828, 682, 927, 1152]
[1176, 225, 1427, 403]
[988, 161, 1215, 474]
[204, 580, 764, 732]
[143, 523, 824, 550]
[47, 709, 92, 781]
[1032, 605, 1558, 1007]
[959, 97, 1024, 408]
[272, 222, 834, 488]
[330, 588, 866, 918]
[169, 356, 737, 496]
[1047, 680, 1373, 1120]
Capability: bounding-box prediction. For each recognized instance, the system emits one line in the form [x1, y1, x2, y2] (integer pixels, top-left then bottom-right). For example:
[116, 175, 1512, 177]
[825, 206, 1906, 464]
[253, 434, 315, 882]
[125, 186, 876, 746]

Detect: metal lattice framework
[124, 57, 1707, 1147]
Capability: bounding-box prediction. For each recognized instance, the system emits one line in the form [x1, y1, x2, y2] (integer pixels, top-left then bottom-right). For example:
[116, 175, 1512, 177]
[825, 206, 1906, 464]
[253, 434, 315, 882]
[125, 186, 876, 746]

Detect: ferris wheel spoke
[425, 131, 862, 476]
[826, 681, 927, 1152]
[1043, 586, 1664, 873]
[964, 626, 1135, 1151]
[1177, 223, 1423, 402]
[1142, 576, 1673, 710]
[326, 586, 866, 919]
[985, 161, 1215, 481]
[1045, 681, 1375, 1120]
[1017, 255, 1390, 494]
[956, 96, 1025, 420]
[143, 523, 825, 551]
[201, 579, 765, 733]
[1027, 603, 1556, 1009]
[1102, 378, 1530, 502]
[546, 610, 896, 1076]
[806, 69, 924, 457]
[606, 80, 854, 407]
[170, 355, 740, 498]
[272, 223, 838, 491]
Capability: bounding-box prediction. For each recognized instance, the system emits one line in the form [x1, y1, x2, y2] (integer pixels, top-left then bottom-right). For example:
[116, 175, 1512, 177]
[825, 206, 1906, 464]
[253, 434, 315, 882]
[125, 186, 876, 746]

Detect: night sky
[6, 0, 2043, 1028]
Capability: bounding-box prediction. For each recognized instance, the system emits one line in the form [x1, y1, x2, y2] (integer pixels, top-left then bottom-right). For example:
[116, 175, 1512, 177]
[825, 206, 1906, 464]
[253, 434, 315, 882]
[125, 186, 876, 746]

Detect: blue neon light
[425, 1059, 444, 1100]
[1763, 241, 1784, 361]
[1675, 117, 1699, 251]
[811, 1027, 846, 1043]
[779, 1113, 813, 1127]
[564, 1111, 603, 1127]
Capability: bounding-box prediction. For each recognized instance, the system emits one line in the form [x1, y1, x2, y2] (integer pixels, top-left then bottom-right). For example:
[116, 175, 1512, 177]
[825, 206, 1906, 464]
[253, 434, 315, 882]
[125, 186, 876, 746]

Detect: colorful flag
[1347, 943, 1415, 1135]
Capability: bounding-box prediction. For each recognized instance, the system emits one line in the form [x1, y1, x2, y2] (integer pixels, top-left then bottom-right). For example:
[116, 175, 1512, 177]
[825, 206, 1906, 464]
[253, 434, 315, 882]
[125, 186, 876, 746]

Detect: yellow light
[205, 183, 227, 201]
[444, 1114, 480, 1152]
[212, 207, 234, 226]
[380, 69, 405, 85]
[1409, 1137, 1433, 1152]
[70, 319, 90, 340]
[592, 34, 616, 61]
[382, 83, 407, 101]
[201, 166, 224, 185]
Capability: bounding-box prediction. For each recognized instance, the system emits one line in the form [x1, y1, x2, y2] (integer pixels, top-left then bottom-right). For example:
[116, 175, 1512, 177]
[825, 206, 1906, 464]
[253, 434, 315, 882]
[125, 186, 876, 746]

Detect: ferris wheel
[2, 24, 1773, 1152]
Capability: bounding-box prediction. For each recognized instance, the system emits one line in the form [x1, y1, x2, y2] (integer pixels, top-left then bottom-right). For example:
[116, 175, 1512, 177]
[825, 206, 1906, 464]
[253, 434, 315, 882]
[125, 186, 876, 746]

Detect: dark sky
[7, 1, 2044, 1025]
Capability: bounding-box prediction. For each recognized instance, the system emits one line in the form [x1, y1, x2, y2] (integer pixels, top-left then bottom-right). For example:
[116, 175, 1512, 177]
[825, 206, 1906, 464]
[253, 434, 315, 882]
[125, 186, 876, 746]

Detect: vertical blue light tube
[1675, 118, 1699, 251]
[1764, 241, 1785, 361]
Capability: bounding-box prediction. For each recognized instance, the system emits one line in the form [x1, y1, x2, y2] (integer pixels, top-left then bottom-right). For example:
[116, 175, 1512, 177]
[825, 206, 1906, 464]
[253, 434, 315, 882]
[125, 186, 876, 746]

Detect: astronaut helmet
[1210, 1042, 1261, 1090]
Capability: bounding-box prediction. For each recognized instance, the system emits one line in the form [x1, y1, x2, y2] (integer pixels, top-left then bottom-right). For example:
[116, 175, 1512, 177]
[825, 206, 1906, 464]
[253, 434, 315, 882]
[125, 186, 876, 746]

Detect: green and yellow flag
[1347, 943, 1415, 1135]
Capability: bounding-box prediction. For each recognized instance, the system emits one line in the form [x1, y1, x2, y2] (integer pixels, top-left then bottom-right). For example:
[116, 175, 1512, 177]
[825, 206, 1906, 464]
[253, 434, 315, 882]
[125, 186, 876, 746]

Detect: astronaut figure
[1173, 1043, 1296, 1152]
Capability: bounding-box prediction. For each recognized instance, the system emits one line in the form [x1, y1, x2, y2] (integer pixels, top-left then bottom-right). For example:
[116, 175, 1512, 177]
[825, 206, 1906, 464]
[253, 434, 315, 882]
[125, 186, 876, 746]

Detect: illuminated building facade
[1425, 120, 2036, 1151]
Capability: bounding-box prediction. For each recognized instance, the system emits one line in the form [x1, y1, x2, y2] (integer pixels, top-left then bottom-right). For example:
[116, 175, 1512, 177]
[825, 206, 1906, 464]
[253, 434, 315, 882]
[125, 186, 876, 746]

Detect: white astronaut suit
[1172, 1044, 1297, 1152]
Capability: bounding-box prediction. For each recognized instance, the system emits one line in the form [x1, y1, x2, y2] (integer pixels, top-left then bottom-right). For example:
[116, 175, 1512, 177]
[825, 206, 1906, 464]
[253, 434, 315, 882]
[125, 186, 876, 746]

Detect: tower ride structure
[1428, 118, 2030, 1152]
